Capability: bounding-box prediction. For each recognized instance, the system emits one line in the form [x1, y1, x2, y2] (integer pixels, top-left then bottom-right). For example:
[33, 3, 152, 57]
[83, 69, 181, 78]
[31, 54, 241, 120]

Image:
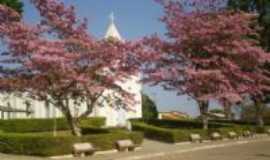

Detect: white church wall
[0, 76, 142, 126]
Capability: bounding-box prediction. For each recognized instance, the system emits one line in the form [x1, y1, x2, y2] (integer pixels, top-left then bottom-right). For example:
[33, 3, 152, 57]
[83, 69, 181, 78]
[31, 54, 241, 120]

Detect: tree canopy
[228, 0, 270, 51]
[0, 0, 23, 14]
[140, 0, 270, 129]
[0, 0, 140, 136]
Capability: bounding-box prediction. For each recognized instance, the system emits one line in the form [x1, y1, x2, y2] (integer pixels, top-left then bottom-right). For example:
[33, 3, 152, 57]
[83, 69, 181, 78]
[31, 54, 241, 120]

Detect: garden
[0, 118, 143, 156]
[131, 119, 270, 143]
[0, 117, 268, 156]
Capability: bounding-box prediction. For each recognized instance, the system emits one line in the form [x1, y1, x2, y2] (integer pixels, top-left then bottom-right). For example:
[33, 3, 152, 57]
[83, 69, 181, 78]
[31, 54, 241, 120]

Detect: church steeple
[105, 13, 123, 41]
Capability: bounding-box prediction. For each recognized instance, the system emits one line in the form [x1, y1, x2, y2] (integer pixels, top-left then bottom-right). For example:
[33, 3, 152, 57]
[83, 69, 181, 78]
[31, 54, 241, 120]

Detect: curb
[50, 147, 143, 159]
[118, 137, 270, 160]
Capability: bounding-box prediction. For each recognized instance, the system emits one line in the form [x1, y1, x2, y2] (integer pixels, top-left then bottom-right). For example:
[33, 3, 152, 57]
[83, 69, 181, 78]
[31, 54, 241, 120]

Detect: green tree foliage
[0, 0, 23, 14]
[228, 0, 258, 11]
[228, 0, 270, 51]
[142, 94, 158, 120]
[228, 0, 270, 128]
[239, 104, 270, 123]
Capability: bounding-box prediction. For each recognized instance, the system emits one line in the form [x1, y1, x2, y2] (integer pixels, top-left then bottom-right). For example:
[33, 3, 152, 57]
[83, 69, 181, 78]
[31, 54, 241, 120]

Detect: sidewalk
[0, 135, 269, 160]
[56, 134, 270, 160]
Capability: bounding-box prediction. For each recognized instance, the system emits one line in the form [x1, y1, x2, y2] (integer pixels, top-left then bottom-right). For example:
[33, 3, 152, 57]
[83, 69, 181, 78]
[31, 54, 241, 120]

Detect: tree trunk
[66, 113, 82, 137]
[199, 101, 209, 130]
[256, 114, 264, 128]
[255, 101, 265, 128]
[224, 103, 232, 120]
[59, 99, 82, 137]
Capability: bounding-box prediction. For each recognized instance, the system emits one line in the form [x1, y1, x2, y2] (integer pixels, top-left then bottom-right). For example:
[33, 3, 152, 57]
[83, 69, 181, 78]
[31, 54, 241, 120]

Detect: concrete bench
[116, 139, 135, 152]
[72, 143, 95, 157]
[243, 130, 253, 138]
[189, 134, 202, 143]
[228, 131, 238, 139]
[266, 129, 270, 135]
[211, 132, 222, 141]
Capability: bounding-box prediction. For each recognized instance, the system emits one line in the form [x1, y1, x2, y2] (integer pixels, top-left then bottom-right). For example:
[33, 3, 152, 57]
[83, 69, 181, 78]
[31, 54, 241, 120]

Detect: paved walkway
[137, 140, 270, 160]
[0, 135, 270, 160]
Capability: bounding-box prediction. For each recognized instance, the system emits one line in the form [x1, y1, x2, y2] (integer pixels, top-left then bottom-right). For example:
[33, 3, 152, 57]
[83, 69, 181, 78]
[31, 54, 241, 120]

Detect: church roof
[104, 13, 123, 41]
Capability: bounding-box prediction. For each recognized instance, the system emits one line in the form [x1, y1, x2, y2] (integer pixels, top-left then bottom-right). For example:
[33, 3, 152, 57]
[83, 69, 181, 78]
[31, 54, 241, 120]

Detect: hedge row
[210, 120, 270, 126]
[0, 131, 143, 156]
[132, 122, 208, 143]
[131, 121, 259, 143]
[132, 119, 231, 130]
[0, 117, 105, 133]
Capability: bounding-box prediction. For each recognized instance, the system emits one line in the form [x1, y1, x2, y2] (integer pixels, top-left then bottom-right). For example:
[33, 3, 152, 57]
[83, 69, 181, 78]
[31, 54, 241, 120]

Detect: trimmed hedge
[131, 120, 259, 143]
[81, 126, 110, 135]
[132, 121, 208, 143]
[0, 117, 105, 133]
[82, 131, 143, 151]
[0, 131, 143, 156]
[79, 118, 106, 128]
[210, 120, 270, 134]
[133, 119, 231, 129]
[81, 126, 128, 135]
[211, 119, 270, 126]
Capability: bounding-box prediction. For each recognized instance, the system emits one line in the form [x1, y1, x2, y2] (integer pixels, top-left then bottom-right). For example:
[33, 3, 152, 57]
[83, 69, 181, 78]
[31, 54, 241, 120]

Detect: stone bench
[115, 139, 135, 152]
[266, 129, 270, 135]
[228, 131, 238, 139]
[72, 143, 95, 157]
[189, 134, 202, 143]
[243, 130, 254, 138]
[211, 132, 222, 141]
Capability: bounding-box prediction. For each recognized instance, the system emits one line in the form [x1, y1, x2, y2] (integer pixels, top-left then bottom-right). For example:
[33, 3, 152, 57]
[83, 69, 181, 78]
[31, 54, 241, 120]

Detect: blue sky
[21, 0, 219, 116]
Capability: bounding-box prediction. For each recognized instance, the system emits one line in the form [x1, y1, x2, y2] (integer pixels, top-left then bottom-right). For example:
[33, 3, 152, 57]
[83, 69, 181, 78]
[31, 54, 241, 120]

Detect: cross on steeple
[110, 12, 115, 24]
[104, 12, 123, 41]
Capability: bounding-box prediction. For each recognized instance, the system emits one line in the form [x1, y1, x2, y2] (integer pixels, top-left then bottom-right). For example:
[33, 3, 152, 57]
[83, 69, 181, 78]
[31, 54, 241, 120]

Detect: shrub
[255, 126, 267, 133]
[0, 118, 68, 133]
[132, 120, 255, 143]
[0, 133, 77, 156]
[141, 119, 230, 129]
[79, 118, 106, 128]
[0, 131, 143, 156]
[0, 117, 105, 133]
[142, 93, 158, 120]
[81, 126, 110, 135]
[82, 131, 143, 151]
[132, 121, 207, 143]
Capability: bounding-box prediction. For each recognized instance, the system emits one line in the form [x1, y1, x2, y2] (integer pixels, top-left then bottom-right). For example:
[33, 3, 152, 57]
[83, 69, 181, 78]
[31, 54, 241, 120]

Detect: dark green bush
[0, 133, 77, 156]
[0, 118, 68, 133]
[0, 131, 143, 156]
[132, 121, 177, 143]
[141, 119, 230, 129]
[81, 126, 110, 135]
[255, 126, 267, 133]
[132, 120, 256, 143]
[82, 131, 143, 151]
[142, 93, 158, 120]
[132, 121, 208, 143]
[0, 117, 105, 133]
[79, 118, 106, 128]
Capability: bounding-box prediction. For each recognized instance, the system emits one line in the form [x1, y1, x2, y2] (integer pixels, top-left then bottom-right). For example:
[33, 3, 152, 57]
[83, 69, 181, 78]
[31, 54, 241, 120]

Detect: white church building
[0, 15, 142, 127]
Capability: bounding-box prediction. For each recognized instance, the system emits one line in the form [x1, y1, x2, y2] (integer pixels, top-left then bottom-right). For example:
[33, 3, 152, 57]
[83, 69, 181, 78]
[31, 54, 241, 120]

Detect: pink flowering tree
[0, 0, 138, 136]
[142, 0, 270, 129]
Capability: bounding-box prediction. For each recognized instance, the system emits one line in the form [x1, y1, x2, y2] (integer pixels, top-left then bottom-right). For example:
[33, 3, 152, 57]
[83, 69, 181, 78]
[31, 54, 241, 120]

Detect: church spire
[105, 12, 123, 41]
[110, 12, 115, 24]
